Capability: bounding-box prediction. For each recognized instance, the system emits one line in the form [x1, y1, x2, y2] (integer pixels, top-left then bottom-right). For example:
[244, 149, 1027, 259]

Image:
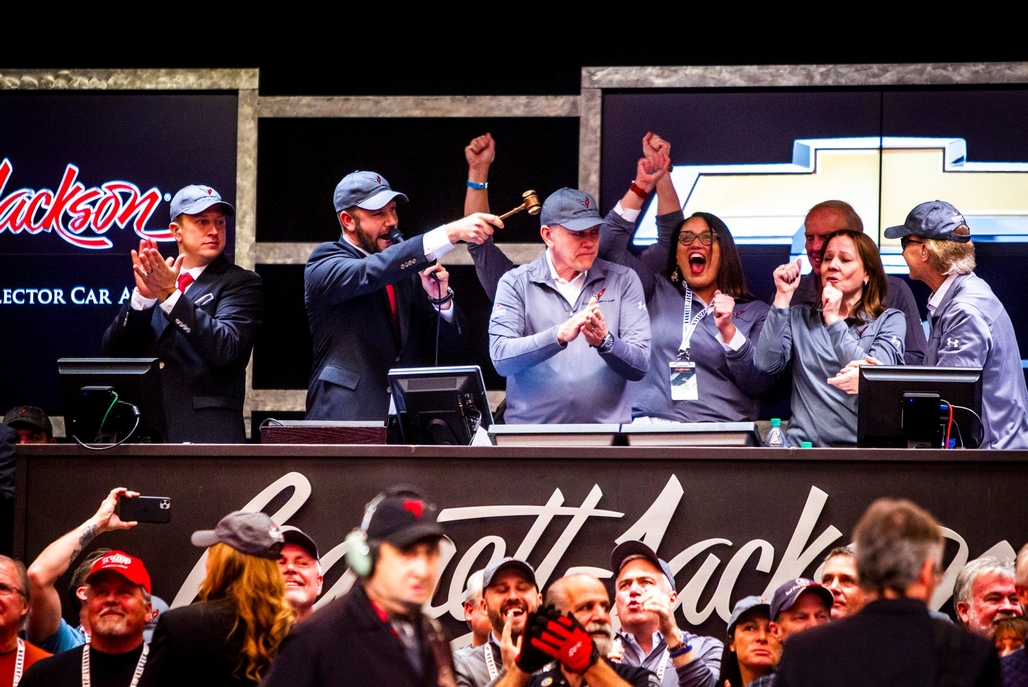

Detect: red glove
[530, 612, 599, 674]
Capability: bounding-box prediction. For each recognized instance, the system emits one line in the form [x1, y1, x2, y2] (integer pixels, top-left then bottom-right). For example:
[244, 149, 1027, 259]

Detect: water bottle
[764, 418, 786, 447]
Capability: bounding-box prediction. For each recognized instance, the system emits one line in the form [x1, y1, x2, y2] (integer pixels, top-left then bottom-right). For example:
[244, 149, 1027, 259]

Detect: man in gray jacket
[886, 199, 1028, 449]
[488, 188, 650, 424]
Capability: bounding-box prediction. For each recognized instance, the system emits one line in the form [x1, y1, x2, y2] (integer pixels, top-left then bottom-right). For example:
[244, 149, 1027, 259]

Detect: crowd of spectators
[0, 489, 1022, 687]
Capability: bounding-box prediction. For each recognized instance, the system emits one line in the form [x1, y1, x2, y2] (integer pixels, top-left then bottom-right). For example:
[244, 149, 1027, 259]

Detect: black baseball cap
[611, 541, 676, 589]
[366, 491, 443, 548]
[3, 405, 53, 437]
[279, 525, 320, 561]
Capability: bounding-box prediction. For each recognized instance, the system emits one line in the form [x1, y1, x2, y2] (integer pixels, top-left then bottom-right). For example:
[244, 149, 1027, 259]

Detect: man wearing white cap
[305, 171, 501, 421]
[102, 184, 263, 443]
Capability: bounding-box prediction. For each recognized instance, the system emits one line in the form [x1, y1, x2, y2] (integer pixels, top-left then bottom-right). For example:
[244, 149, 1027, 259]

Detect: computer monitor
[388, 365, 492, 445]
[857, 366, 984, 448]
[58, 358, 167, 444]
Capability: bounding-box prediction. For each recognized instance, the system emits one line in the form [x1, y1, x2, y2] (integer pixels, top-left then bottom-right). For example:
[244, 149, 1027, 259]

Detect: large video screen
[603, 87, 1028, 266]
[0, 93, 238, 415]
[602, 87, 1028, 360]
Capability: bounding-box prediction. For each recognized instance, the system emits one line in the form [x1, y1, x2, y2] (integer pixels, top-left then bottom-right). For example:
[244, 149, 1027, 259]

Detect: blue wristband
[669, 644, 693, 658]
[466, 180, 488, 190]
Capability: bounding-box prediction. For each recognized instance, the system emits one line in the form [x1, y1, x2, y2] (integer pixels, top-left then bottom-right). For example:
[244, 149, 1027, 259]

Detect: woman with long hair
[140, 511, 294, 687]
[717, 597, 780, 687]
[754, 230, 906, 446]
[600, 134, 776, 422]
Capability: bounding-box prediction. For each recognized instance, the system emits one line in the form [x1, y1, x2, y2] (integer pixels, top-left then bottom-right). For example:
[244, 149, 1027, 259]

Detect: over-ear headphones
[344, 486, 426, 577]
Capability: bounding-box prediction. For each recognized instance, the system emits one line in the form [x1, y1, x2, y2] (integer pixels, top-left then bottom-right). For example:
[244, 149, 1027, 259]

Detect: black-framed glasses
[0, 582, 24, 597]
[678, 229, 718, 246]
[901, 236, 924, 249]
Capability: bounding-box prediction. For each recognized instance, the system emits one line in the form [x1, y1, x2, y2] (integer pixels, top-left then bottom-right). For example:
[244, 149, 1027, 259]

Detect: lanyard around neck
[677, 285, 710, 361]
[81, 643, 148, 687]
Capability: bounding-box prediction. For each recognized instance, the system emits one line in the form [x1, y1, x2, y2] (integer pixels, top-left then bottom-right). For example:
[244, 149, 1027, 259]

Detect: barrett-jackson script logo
[0, 159, 172, 250]
[172, 473, 1017, 647]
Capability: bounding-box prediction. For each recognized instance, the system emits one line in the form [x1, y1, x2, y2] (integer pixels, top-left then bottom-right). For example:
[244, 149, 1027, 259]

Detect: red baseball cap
[85, 550, 152, 594]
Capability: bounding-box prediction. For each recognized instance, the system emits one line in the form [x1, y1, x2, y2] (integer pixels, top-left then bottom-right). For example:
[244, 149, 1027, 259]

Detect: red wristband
[629, 182, 650, 199]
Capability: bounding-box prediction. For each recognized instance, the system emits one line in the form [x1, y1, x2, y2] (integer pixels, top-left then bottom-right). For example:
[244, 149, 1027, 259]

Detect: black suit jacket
[775, 598, 999, 687]
[261, 583, 454, 687]
[101, 254, 264, 443]
[138, 598, 253, 687]
[304, 235, 465, 421]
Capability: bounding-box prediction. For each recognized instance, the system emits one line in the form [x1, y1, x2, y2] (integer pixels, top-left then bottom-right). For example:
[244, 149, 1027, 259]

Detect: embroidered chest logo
[946, 337, 961, 348]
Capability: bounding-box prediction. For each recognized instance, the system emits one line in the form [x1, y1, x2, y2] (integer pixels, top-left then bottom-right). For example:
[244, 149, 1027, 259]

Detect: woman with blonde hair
[140, 511, 294, 686]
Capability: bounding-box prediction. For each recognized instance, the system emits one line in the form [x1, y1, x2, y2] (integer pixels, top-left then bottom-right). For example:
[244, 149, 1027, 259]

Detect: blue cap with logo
[769, 578, 833, 620]
[540, 188, 602, 232]
[333, 170, 409, 213]
[170, 185, 234, 220]
[884, 200, 971, 243]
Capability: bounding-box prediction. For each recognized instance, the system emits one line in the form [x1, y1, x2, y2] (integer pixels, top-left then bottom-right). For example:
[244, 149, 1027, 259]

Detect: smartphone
[116, 496, 172, 524]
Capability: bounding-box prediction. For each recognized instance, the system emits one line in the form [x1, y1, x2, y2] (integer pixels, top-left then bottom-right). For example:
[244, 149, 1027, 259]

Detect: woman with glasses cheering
[600, 133, 777, 423]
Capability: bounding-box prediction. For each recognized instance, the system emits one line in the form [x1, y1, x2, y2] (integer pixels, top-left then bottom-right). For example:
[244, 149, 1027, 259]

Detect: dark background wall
[12, 14, 1027, 423]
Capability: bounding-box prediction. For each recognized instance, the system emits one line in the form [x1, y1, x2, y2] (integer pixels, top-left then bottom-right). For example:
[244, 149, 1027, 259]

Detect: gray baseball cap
[170, 185, 234, 220]
[191, 511, 285, 560]
[884, 200, 971, 243]
[333, 170, 409, 213]
[540, 188, 602, 232]
[482, 557, 538, 590]
[727, 595, 770, 635]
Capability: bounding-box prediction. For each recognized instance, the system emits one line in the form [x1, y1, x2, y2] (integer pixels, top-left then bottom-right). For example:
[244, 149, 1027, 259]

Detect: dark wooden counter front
[14, 443, 1027, 640]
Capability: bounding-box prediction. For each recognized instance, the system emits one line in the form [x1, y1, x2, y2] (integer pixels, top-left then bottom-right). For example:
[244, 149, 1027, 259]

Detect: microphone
[388, 227, 404, 245]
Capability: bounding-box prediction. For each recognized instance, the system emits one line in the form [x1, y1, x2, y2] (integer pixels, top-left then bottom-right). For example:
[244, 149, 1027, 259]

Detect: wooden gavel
[497, 190, 541, 221]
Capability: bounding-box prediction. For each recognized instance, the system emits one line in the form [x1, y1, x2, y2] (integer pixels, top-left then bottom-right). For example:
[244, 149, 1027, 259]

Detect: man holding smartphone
[20, 552, 155, 686]
[25, 488, 140, 654]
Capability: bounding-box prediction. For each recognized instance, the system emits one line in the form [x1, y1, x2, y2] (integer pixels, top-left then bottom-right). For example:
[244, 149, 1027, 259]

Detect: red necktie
[177, 273, 194, 293]
[385, 284, 400, 345]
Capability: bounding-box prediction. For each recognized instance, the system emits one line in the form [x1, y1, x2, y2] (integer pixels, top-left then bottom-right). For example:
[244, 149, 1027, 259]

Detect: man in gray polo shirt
[488, 188, 650, 424]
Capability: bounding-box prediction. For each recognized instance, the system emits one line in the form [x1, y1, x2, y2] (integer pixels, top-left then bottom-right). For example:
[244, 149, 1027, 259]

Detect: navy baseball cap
[482, 558, 538, 590]
[727, 595, 770, 635]
[170, 185, 234, 220]
[333, 171, 409, 213]
[769, 578, 834, 620]
[540, 188, 602, 232]
[611, 541, 676, 589]
[884, 200, 971, 243]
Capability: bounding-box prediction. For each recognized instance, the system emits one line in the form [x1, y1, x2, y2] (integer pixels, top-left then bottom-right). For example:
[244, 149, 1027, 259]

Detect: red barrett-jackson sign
[0, 158, 172, 250]
[0, 91, 238, 415]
